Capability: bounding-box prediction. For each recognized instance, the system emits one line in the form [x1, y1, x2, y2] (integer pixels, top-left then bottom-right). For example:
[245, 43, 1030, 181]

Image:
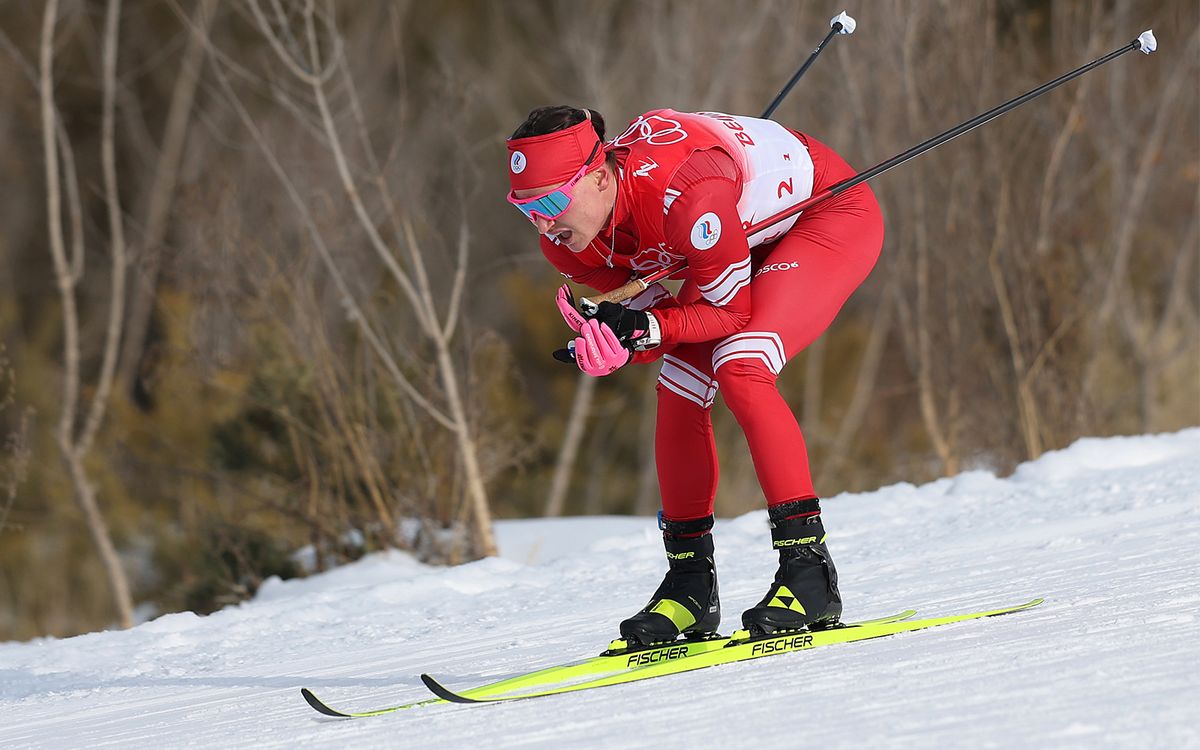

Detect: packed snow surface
[2, 429, 1198, 749]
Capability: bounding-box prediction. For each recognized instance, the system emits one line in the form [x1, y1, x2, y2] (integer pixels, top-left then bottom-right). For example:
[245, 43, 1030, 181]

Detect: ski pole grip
[830, 11, 856, 35]
[578, 278, 649, 315]
[1136, 30, 1156, 54]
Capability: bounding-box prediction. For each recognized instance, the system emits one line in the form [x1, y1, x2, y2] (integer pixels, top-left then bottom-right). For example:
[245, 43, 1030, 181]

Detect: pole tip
[830, 11, 856, 35]
[1136, 30, 1157, 54]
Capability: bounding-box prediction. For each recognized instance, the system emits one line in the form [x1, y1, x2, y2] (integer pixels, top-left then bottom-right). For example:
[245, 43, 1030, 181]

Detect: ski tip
[420, 674, 482, 704]
[301, 687, 354, 718]
[860, 608, 918, 626]
[986, 597, 1045, 617]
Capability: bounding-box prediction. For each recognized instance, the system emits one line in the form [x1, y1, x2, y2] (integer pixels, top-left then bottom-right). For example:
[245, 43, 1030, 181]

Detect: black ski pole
[743, 29, 1162, 234]
[580, 30, 1159, 311]
[761, 11, 857, 120]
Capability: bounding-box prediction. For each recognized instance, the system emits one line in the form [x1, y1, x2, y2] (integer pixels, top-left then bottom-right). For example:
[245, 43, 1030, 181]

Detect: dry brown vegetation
[0, 0, 1195, 639]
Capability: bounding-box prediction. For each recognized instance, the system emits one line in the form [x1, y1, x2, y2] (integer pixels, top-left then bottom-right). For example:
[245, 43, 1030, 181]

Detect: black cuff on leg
[767, 498, 821, 525]
[661, 514, 715, 561]
[768, 498, 825, 549]
[661, 513, 715, 540]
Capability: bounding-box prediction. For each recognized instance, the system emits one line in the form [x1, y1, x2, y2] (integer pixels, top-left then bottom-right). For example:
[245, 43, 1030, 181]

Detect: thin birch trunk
[817, 282, 896, 488]
[902, 11, 955, 474]
[40, 0, 134, 628]
[545, 373, 595, 517]
[119, 0, 219, 392]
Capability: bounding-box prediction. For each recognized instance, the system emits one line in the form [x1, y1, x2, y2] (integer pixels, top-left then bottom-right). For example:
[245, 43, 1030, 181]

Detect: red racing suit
[541, 110, 884, 521]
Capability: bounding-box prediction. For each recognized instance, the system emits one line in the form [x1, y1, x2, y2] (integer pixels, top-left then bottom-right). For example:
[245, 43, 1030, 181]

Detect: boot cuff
[660, 513, 715, 539]
[664, 529, 715, 560]
[769, 514, 826, 549]
[768, 497, 821, 524]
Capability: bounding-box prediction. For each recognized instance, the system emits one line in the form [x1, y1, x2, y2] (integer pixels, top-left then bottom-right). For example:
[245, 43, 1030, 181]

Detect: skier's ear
[592, 164, 612, 191]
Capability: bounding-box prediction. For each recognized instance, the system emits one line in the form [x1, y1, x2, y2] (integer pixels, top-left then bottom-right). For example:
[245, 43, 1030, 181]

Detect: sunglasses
[507, 141, 602, 223]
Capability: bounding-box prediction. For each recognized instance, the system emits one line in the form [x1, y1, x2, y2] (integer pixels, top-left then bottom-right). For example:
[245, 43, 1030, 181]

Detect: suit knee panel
[658, 353, 718, 410]
[711, 331, 786, 378]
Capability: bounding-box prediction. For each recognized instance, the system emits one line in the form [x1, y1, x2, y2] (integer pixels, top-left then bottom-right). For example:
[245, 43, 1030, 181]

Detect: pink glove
[573, 318, 630, 376]
[555, 284, 587, 333]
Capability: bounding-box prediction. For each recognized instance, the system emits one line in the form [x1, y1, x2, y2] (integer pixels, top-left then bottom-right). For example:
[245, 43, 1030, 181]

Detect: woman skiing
[506, 106, 883, 645]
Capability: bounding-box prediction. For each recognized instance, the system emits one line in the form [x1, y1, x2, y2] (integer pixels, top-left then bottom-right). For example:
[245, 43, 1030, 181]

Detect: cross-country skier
[506, 106, 884, 645]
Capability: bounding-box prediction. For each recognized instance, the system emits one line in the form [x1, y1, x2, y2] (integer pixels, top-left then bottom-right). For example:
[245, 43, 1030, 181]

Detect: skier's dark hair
[511, 106, 618, 167]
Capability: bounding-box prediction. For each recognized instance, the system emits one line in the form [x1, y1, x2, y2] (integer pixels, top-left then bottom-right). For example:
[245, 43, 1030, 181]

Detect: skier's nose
[534, 216, 554, 234]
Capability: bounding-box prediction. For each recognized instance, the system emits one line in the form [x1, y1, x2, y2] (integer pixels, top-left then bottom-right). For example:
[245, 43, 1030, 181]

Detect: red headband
[506, 117, 605, 192]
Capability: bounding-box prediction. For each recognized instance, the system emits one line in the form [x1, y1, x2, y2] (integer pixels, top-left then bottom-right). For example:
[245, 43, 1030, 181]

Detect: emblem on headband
[510, 151, 527, 174]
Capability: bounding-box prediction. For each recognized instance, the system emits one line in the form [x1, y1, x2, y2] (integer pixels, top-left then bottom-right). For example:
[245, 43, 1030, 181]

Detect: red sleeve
[651, 149, 752, 345]
[539, 235, 631, 294]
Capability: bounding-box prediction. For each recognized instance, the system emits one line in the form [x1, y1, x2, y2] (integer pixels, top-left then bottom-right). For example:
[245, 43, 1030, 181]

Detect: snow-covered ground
[2, 429, 1198, 749]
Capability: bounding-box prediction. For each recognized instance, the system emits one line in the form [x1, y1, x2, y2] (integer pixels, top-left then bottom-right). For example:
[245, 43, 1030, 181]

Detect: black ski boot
[619, 514, 721, 646]
[742, 498, 842, 635]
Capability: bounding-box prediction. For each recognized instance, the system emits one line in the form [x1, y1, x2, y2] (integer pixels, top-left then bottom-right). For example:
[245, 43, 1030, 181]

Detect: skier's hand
[555, 284, 587, 333]
[584, 301, 661, 351]
[572, 319, 630, 376]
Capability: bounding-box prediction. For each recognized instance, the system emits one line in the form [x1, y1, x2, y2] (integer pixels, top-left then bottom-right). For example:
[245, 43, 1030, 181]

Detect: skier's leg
[655, 340, 720, 521]
[713, 194, 882, 504]
[617, 338, 724, 646]
[715, 176, 883, 632]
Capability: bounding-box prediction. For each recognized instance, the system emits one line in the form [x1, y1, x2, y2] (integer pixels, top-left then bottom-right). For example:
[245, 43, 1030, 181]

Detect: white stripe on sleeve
[697, 257, 752, 307]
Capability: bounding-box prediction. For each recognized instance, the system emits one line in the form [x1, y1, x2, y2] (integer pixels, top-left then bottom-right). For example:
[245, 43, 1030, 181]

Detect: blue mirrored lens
[517, 190, 571, 220]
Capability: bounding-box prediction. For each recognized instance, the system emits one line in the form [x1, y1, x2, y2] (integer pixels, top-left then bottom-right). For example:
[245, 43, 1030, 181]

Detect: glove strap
[632, 311, 662, 351]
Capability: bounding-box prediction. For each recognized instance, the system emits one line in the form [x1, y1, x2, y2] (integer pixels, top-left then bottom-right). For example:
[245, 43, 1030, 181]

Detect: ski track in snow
[1, 429, 1198, 749]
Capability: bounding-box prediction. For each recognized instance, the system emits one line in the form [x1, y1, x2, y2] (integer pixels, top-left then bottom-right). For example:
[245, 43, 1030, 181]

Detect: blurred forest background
[0, 0, 1196, 640]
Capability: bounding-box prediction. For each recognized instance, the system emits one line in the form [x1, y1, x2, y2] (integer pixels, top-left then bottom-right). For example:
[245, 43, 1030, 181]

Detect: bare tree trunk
[433, 335, 498, 555]
[62, 452, 133, 626]
[545, 372, 595, 517]
[39, 0, 134, 628]
[118, 0, 219, 394]
[902, 11, 955, 475]
[1032, 20, 1098, 259]
[0, 347, 33, 536]
[633, 370, 661, 516]
[988, 182, 1043, 459]
[1124, 211, 1199, 432]
[817, 282, 896, 488]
